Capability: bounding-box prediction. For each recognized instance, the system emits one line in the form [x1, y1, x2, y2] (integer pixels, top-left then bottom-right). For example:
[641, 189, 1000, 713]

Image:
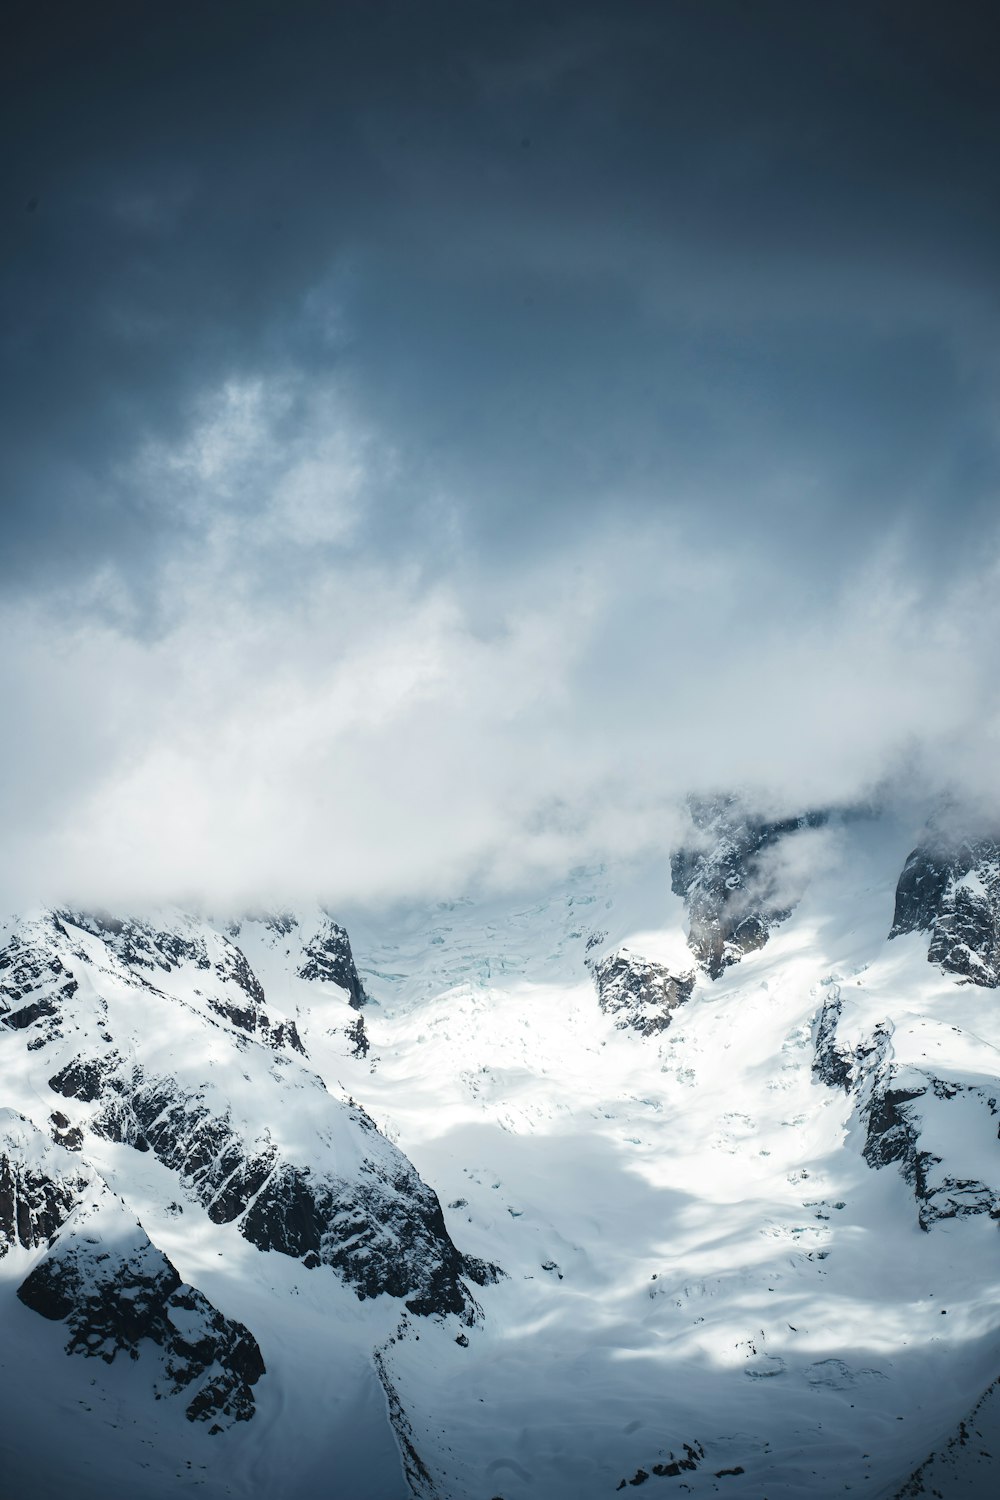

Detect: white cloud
[126, 373, 383, 553]
[4, 377, 1000, 915]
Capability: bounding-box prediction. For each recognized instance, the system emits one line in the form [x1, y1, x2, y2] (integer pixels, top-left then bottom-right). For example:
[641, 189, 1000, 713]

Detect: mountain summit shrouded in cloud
[2, 0, 999, 908]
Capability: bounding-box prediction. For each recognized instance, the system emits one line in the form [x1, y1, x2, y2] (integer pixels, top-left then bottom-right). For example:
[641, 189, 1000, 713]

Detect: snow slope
[1, 808, 998, 1499]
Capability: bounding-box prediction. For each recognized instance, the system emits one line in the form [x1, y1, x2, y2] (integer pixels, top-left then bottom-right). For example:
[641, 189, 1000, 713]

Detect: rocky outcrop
[591, 950, 695, 1036]
[890, 836, 1000, 986]
[0, 920, 81, 1050]
[18, 1197, 265, 1431]
[345, 1013, 370, 1058]
[811, 995, 1000, 1231]
[2, 908, 484, 1324]
[374, 1347, 439, 1498]
[205, 993, 306, 1054]
[61, 911, 306, 1054]
[60, 910, 211, 973]
[615, 1441, 706, 1489]
[0, 906, 484, 1326]
[863, 1073, 1000, 1230]
[47, 1111, 84, 1151]
[89, 1068, 483, 1320]
[298, 918, 367, 1008]
[863, 1081, 929, 1177]
[671, 797, 825, 978]
[3, 1110, 264, 1430]
[811, 987, 854, 1091]
[49, 1052, 121, 1103]
[0, 1112, 87, 1256]
[811, 988, 893, 1095]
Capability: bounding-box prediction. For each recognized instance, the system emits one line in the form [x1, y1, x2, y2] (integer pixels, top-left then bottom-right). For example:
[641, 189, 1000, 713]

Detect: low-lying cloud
[3, 365, 998, 914]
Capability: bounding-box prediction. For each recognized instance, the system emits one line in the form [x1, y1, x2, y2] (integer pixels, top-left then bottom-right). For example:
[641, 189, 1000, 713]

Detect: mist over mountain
[3, 0, 1000, 913]
[3, 3, 999, 1496]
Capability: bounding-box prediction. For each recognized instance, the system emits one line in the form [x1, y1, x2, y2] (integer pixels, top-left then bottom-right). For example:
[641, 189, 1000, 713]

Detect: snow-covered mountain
[2, 804, 999, 1499]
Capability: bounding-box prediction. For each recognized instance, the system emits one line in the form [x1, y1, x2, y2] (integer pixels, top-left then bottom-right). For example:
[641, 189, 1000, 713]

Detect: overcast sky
[2, 1, 999, 908]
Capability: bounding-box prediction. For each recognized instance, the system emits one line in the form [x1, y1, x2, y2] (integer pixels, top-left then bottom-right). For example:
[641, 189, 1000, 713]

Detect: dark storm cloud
[3, 0, 999, 599]
[3, 1, 1000, 907]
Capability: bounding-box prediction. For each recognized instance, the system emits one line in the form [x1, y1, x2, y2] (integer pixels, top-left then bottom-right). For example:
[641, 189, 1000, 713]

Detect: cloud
[4, 2, 999, 593]
[3, 365, 1000, 913]
[3, 3, 1000, 910]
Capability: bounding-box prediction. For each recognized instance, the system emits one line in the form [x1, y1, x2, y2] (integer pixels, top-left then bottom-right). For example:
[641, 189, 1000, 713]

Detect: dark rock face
[0, 924, 80, 1049]
[863, 1074, 1000, 1230]
[298, 919, 367, 1008]
[49, 1112, 84, 1152]
[89, 1070, 482, 1321]
[671, 798, 825, 978]
[3, 1115, 264, 1431]
[890, 837, 1000, 986]
[591, 951, 695, 1036]
[60, 910, 210, 974]
[2, 996, 60, 1029]
[17, 1213, 265, 1430]
[5, 902, 488, 1381]
[61, 911, 306, 1054]
[206, 993, 306, 1054]
[89, 1073, 279, 1207]
[863, 1083, 928, 1176]
[811, 988, 854, 1091]
[345, 1013, 370, 1058]
[461, 1255, 505, 1288]
[242, 1160, 474, 1318]
[811, 989, 894, 1095]
[0, 1123, 85, 1256]
[811, 993, 1000, 1230]
[49, 1053, 121, 1103]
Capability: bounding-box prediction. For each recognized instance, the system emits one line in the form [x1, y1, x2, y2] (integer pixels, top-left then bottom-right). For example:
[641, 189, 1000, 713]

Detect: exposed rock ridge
[891, 1371, 1000, 1498]
[298, 917, 368, 1008]
[2, 1114, 264, 1429]
[0, 1110, 87, 1256]
[374, 1344, 439, 1498]
[3, 911, 488, 1323]
[60, 911, 306, 1054]
[591, 950, 695, 1036]
[863, 1072, 1000, 1229]
[0, 918, 81, 1051]
[890, 835, 1000, 986]
[18, 1199, 265, 1431]
[671, 797, 826, 978]
[811, 986, 1000, 1230]
[811, 987, 893, 1095]
[86, 1067, 483, 1320]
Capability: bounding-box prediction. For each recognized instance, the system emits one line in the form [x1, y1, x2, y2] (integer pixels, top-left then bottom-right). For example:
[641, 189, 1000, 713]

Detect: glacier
[1, 804, 999, 1499]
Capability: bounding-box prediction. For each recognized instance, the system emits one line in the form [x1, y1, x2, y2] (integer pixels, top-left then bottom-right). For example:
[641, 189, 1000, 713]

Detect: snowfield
[1, 809, 998, 1498]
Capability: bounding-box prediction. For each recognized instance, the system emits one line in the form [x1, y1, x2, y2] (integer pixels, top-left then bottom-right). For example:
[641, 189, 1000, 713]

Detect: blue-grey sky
[3, 1, 999, 905]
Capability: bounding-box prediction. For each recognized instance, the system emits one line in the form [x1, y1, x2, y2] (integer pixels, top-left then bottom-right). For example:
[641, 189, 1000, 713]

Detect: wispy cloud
[3, 3, 999, 908]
